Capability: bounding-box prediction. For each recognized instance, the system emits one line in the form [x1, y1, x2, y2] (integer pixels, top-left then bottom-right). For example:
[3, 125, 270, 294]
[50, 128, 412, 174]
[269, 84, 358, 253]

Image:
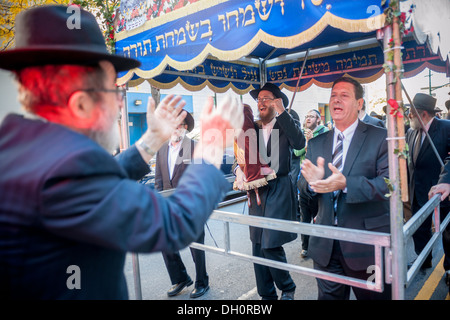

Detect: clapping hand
[137, 95, 187, 161]
[301, 157, 346, 193]
[194, 95, 244, 168]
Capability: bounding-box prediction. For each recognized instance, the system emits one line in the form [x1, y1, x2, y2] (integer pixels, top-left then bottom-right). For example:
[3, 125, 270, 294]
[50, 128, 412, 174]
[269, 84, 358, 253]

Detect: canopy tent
[115, 0, 447, 93]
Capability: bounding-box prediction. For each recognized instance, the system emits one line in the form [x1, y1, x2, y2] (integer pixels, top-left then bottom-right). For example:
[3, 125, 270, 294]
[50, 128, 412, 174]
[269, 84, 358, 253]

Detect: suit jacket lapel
[266, 119, 280, 157]
[324, 130, 334, 176]
[159, 143, 173, 188]
[171, 137, 190, 181]
[342, 121, 367, 176]
[160, 143, 170, 178]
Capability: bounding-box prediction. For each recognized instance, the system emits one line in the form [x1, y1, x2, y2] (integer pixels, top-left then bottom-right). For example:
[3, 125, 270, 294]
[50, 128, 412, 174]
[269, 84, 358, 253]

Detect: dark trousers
[299, 191, 318, 251]
[314, 241, 391, 300]
[252, 242, 296, 299]
[443, 207, 450, 271]
[412, 201, 450, 270]
[162, 231, 208, 288]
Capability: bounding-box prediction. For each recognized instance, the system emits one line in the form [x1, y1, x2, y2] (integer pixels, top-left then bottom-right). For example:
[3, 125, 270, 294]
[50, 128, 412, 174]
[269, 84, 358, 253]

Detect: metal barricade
[403, 194, 450, 286]
[191, 206, 391, 294]
[131, 190, 448, 299]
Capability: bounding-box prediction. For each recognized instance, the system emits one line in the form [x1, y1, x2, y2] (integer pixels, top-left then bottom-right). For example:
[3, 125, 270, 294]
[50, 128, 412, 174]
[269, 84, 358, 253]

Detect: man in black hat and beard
[235, 83, 305, 300]
[0, 5, 244, 299]
[406, 93, 450, 272]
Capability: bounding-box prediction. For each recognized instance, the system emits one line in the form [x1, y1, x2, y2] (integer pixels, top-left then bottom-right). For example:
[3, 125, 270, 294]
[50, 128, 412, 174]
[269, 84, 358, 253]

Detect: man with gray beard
[0, 5, 243, 299]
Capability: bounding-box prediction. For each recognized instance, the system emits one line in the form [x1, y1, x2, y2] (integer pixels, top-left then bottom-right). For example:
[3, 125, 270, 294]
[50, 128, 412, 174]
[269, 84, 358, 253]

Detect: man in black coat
[406, 93, 450, 270]
[235, 83, 305, 300]
[0, 5, 244, 299]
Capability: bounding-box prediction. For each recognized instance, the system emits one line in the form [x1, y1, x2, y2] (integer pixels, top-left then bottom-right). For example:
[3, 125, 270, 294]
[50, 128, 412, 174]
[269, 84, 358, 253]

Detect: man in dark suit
[429, 157, 450, 291]
[0, 5, 243, 299]
[359, 100, 385, 128]
[155, 113, 209, 298]
[299, 77, 391, 300]
[406, 93, 450, 270]
[235, 83, 305, 300]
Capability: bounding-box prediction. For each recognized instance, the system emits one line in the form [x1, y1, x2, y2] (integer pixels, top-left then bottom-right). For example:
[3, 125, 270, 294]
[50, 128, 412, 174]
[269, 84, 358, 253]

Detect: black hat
[413, 93, 437, 113]
[183, 111, 195, 132]
[288, 109, 299, 121]
[0, 5, 140, 72]
[249, 83, 289, 108]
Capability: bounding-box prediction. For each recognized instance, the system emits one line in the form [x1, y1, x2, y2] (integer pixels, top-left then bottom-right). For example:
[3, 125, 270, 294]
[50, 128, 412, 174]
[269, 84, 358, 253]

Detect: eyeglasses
[76, 87, 127, 101]
[305, 115, 318, 119]
[256, 97, 275, 104]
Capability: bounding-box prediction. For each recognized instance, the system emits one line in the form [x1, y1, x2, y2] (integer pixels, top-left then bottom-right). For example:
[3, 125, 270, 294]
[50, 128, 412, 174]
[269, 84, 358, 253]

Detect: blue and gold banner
[269, 40, 446, 91]
[116, 0, 386, 85]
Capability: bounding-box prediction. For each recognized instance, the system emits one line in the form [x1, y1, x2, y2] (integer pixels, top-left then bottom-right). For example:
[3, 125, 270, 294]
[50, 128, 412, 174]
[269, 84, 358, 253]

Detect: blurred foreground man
[0, 5, 243, 299]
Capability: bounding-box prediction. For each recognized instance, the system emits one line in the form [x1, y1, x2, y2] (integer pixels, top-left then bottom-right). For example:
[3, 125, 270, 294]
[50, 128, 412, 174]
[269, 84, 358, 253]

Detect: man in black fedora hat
[154, 111, 209, 298]
[0, 5, 244, 299]
[406, 92, 450, 272]
[235, 82, 305, 300]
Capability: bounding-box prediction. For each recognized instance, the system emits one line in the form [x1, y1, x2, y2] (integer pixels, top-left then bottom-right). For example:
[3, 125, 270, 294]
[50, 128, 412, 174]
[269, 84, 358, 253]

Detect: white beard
[88, 108, 120, 154]
[170, 129, 186, 144]
[409, 117, 420, 131]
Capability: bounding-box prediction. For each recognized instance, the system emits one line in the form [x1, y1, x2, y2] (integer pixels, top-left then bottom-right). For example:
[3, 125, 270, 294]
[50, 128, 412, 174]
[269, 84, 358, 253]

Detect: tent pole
[120, 83, 143, 300]
[288, 48, 310, 113]
[384, 25, 405, 300]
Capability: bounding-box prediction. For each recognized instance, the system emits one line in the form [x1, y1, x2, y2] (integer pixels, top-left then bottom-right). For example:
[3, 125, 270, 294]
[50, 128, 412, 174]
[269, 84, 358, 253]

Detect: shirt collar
[334, 118, 359, 140]
[168, 139, 183, 151]
[262, 116, 276, 129]
[423, 117, 434, 132]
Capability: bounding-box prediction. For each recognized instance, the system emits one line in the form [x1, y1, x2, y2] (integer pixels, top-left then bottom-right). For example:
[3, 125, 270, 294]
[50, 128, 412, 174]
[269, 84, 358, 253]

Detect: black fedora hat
[413, 93, 437, 113]
[183, 111, 195, 132]
[250, 83, 289, 108]
[0, 5, 140, 72]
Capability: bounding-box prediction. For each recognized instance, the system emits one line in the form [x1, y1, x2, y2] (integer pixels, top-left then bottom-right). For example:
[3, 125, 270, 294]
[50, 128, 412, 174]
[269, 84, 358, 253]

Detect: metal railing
[403, 194, 450, 286]
[191, 204, 391, 294]
[131, 188, 448, 300]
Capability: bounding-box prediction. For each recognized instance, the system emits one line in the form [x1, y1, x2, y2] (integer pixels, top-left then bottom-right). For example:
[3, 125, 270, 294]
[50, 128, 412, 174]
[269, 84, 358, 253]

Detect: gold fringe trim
[146, 77, 256, 95]
[232, 172, 277, 191]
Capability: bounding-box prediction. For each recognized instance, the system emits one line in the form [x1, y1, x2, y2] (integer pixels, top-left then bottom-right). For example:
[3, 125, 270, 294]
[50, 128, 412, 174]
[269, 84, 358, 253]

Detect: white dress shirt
[333, 118, 359, 193]
[333, 119, 359, 169]
[262, 117, 277, 147]
[167, 141, 182, 179]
